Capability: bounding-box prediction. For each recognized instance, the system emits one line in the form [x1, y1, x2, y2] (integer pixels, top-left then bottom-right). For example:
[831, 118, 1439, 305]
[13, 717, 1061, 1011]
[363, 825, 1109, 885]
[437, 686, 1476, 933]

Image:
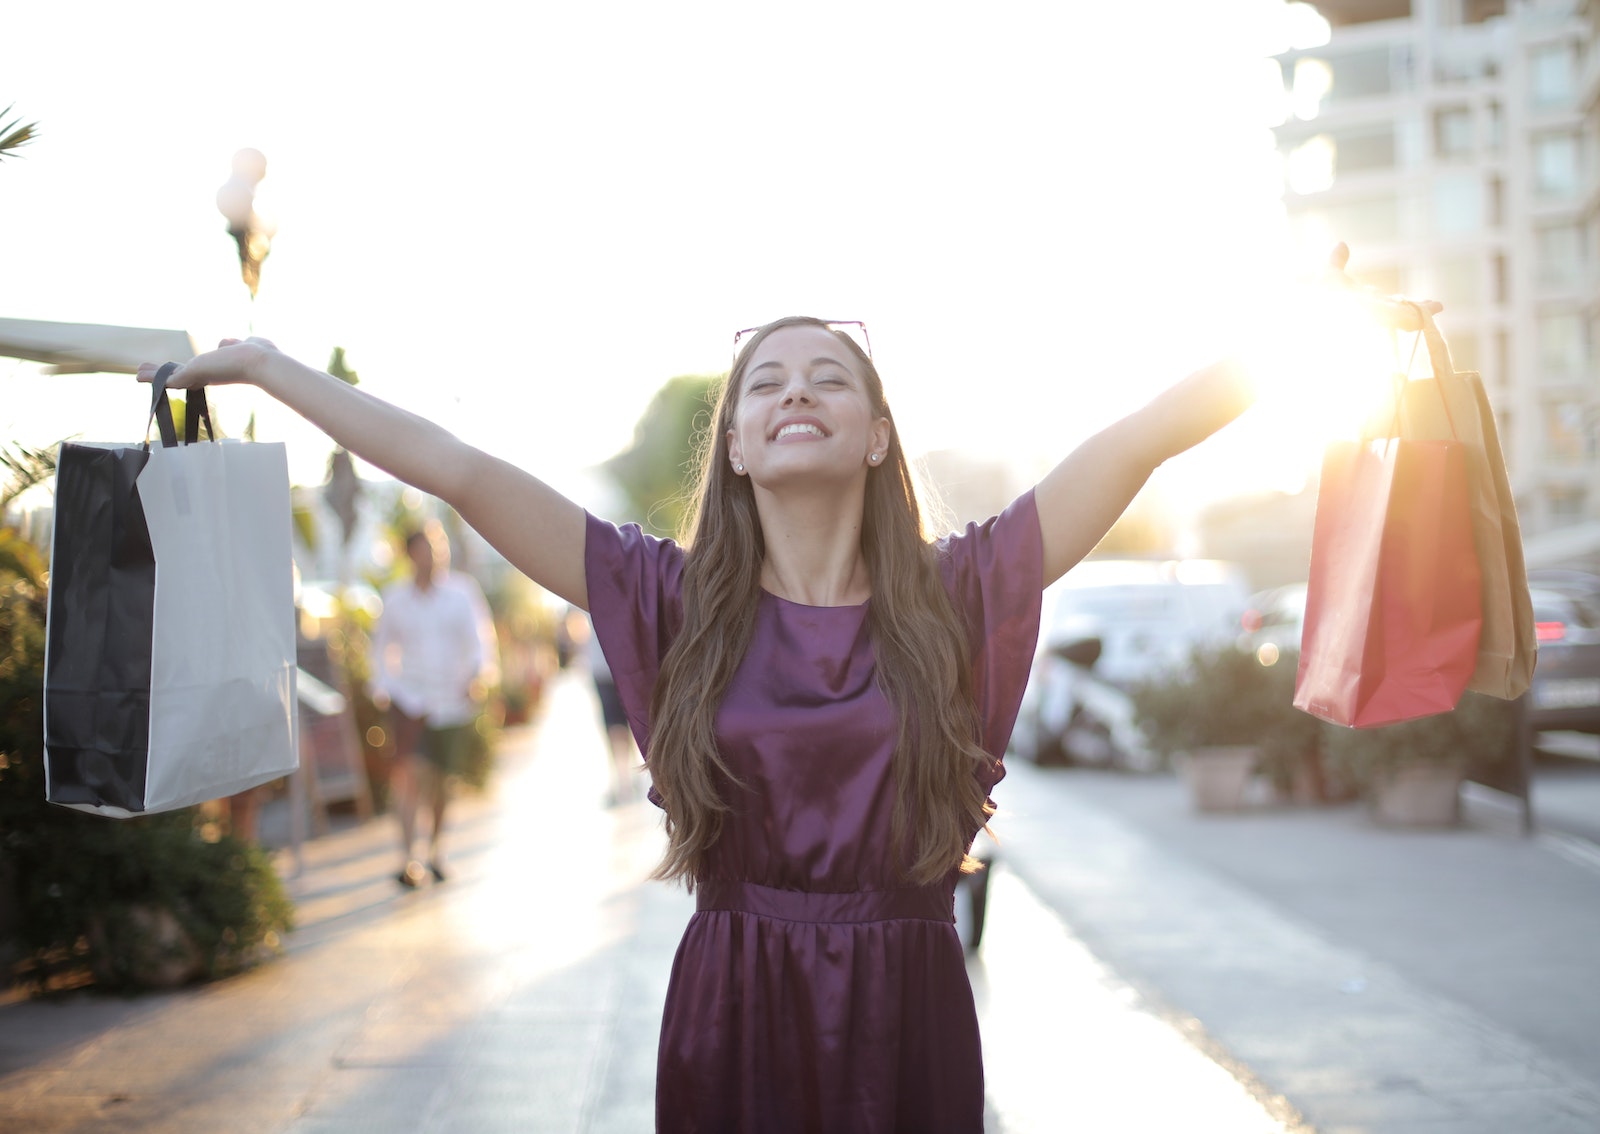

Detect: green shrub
[1321, 691, 1518, 793]
[1252, 652, 1326, 795]
[0, 523, 294, 993]
[1132, 644, 1286, 758]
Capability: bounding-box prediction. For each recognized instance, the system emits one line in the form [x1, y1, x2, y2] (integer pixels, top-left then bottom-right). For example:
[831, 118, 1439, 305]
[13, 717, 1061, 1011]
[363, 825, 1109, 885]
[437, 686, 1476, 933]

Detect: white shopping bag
[44, 376, 298, 816]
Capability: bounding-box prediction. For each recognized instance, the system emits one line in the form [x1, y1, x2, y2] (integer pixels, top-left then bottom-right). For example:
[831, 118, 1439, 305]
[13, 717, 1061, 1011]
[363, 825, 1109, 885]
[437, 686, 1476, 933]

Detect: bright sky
[2, 1, 1335, 513]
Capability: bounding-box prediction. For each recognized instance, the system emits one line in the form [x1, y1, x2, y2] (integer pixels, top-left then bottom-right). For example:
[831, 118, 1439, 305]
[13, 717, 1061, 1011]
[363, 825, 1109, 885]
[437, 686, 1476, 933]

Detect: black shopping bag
[43, 369, 298, 816]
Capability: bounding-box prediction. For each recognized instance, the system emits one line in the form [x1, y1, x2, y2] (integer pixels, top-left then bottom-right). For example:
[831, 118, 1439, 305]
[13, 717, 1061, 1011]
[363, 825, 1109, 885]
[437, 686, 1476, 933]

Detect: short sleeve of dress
[583, 511, 686, 756]
[935, 490, 1044, 793]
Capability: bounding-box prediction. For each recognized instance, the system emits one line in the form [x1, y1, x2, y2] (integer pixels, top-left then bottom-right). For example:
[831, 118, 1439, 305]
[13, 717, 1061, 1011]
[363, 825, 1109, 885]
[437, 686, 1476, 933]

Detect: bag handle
[1414, 302, 1458, 381]
[1403, 300, 1460, 441]
[145, 362, 215, 450]
[1376, 300, 1460, 444]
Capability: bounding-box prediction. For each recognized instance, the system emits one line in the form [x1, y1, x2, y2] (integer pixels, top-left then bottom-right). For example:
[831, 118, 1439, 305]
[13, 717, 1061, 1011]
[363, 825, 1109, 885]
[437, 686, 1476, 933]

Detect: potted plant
[1253, 650, 1344, 804]
[1132, 644, 1281, 811]
[1321, 692, 1519, 826]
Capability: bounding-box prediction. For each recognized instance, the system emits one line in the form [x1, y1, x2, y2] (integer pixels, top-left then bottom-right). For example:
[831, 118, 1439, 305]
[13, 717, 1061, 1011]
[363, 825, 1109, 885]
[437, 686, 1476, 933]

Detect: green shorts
[421, 723, 474, 777]
[390, 708, 472, 777]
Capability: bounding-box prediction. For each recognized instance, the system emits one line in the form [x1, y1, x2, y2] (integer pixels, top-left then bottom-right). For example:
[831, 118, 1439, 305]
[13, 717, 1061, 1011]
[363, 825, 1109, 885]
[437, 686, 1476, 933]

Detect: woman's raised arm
[1032, 356, 1254, 587]
[138, 339, 590, 609]
[1032, 248, 1443, 587]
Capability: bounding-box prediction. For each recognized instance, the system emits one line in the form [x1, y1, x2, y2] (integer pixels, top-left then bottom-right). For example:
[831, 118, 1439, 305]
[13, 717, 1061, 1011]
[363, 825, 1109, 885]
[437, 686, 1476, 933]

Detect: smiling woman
[135, 263, 1437, 1130]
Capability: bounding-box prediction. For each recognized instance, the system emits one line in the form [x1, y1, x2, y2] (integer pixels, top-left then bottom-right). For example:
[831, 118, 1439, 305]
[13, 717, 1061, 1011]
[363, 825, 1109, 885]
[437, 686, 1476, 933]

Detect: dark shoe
[428, 860, 448, 883]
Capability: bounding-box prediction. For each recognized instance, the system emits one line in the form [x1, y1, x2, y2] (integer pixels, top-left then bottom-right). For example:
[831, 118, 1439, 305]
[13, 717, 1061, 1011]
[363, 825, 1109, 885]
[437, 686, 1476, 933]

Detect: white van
[1015, 558, 1252, 770]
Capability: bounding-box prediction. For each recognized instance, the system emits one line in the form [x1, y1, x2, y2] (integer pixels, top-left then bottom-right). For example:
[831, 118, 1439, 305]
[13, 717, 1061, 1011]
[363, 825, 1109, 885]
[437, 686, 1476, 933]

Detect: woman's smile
[772, 417, 829, 442]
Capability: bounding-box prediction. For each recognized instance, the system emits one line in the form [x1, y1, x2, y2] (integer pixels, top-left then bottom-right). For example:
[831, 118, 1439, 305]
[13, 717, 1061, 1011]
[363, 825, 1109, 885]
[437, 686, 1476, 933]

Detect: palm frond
[0, 525, 46, 588]
[0, 104, 39, 161]
[0, 443, 57, 511]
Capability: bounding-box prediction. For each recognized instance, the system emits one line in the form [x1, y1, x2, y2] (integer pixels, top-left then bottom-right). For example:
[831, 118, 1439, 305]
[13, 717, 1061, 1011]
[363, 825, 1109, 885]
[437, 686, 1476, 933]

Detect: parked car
[1240, 583, 1308, 660]
[1526, 573, 1600, 735]
[1014, 558, 1252, 770]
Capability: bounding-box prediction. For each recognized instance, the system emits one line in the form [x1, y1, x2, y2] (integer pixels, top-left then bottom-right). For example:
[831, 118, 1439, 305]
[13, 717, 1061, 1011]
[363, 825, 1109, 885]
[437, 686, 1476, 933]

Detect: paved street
[5, 670, 1600, 1131]
[0, 673, 1295, 1133]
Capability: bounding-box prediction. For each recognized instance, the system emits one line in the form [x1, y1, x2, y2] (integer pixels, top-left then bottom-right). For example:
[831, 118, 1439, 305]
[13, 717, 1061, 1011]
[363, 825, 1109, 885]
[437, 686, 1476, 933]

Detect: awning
[0, 317, 197, 375]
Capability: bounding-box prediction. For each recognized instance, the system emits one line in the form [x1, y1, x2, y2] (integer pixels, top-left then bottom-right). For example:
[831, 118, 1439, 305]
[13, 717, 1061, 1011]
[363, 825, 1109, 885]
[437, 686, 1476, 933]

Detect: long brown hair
[646, 317, 994, 890]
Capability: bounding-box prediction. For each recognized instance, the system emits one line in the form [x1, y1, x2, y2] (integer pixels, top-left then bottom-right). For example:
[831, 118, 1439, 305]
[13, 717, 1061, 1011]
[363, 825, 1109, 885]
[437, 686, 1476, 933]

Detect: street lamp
[216, 148, 274, 300]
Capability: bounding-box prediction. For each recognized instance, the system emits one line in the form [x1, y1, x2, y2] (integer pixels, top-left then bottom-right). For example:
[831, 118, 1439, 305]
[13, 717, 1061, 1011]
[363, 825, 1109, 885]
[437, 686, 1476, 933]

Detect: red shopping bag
[1293, 432, 1483, 728]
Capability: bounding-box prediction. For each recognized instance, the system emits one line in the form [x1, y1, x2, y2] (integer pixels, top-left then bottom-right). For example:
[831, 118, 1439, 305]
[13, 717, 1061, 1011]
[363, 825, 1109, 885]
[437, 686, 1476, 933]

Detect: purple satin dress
[584, 492, 1042, 1133]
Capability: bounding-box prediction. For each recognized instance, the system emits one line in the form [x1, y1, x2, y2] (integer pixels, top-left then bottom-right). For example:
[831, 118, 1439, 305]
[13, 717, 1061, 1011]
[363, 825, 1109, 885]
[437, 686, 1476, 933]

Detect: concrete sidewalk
[993, 760, 1600, 1133]
[0, 673, 1295, 1133]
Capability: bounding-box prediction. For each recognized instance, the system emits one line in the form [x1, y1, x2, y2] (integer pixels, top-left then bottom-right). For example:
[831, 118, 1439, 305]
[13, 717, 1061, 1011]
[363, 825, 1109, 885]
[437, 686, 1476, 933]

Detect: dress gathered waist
[695, 879, 953, 924]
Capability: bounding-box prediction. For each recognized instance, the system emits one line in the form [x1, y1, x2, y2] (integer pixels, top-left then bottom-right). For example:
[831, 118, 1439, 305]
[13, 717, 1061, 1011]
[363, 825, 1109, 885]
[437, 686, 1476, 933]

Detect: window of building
[1326, 196, 1401, 244]
[1486, 101, 1502, 152]
[1430, 255, 1483, 309]
[1434, 107, 1474, 159]
[1330, 47, 1398, 102]
[1448, 333, 1481, 375]
[1538, 311, 1587, 377]
[1533, 132, 1581, 197]
[1548, 488, 1586, 523]
[1530, 42, 1577, 106]
[1544, 402, 1587, 465]
[1536, 223, 1585, 288]
[1433, 173, 1484, 235]
[1462, 0, 1506, 24]
[1494, 253, 1508, 305]
[1321, 1, 1409, 27]
[1338, 126, 1396, 173]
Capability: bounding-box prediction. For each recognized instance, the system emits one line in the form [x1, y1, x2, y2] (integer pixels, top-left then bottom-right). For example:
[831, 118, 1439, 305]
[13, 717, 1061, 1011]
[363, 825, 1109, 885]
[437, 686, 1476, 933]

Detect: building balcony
[1303, 1, 1414, 30]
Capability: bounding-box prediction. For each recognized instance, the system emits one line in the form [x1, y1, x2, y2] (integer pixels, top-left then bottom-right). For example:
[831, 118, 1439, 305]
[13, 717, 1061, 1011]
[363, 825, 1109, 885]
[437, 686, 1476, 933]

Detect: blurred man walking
[372, 522, 498, 886]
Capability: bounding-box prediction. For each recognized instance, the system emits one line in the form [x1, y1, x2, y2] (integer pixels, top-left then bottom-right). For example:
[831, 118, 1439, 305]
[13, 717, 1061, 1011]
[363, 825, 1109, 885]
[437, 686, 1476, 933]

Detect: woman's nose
[781, 381, 815, 406]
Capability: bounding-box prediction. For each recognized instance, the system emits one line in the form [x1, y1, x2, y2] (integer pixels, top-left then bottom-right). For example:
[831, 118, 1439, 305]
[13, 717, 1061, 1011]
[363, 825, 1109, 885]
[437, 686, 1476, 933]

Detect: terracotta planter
[1371, 762, 1464, 827]
[1179, 746, 1258, 812]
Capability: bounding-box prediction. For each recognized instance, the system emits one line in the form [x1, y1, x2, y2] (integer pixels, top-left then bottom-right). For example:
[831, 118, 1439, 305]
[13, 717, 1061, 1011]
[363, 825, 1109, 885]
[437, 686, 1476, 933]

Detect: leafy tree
[603, 373, 721, 538]
[327, 346, 359, 387]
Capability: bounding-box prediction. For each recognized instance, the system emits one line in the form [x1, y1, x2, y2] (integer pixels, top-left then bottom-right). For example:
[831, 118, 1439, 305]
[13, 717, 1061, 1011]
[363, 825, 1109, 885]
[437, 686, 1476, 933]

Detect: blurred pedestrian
[371, 521, 498, 887]
[584, 616, 639, 805]
[140, 254, 1436, 1131]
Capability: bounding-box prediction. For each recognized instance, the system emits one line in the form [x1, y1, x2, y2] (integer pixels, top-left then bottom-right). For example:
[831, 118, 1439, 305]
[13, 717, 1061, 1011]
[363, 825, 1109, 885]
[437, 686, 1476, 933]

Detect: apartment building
[1271, 0, 1597, 546]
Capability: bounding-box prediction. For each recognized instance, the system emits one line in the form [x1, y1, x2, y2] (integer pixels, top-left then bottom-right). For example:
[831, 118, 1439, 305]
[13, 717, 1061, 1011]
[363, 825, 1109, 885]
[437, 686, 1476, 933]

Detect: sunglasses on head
[731, 320, 871, 368]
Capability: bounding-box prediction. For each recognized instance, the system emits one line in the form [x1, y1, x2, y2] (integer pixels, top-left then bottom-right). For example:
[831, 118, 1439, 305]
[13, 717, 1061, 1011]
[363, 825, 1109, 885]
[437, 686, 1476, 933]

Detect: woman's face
[725, 325, 891, 490]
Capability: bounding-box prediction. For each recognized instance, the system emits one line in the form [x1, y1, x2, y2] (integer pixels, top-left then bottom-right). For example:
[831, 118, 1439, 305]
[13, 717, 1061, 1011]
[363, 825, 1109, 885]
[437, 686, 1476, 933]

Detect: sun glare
[1249, 287, 1414, 453]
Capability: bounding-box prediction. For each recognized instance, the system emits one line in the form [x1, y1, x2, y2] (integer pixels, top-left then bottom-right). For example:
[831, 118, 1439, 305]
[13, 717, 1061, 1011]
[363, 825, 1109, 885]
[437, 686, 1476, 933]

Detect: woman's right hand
[136, 337, 281, 390]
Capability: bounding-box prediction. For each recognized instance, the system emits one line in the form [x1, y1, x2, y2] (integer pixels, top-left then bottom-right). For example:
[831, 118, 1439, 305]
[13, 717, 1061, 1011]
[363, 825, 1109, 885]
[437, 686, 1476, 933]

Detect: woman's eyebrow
[748, 355, 853, 377]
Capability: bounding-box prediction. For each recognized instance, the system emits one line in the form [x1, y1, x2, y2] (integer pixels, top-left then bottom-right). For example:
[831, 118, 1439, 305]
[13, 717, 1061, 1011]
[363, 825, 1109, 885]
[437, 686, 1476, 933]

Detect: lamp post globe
[217, 148, 272, 300]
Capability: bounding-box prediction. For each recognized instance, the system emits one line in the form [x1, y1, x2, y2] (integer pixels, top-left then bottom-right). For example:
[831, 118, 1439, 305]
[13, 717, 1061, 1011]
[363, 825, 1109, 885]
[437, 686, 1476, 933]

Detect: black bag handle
[145, 362, 215, 450]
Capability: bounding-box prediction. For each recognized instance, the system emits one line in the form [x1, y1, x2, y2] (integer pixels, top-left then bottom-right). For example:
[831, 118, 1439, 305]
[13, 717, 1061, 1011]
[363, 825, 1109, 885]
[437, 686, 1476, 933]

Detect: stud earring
[735, 463, 745, 474]
[869, 453, 881, 464]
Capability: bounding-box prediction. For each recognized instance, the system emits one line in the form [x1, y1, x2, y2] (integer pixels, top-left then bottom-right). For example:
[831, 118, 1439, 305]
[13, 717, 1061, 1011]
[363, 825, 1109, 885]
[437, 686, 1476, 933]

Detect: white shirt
[371, 572, 498, 727]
